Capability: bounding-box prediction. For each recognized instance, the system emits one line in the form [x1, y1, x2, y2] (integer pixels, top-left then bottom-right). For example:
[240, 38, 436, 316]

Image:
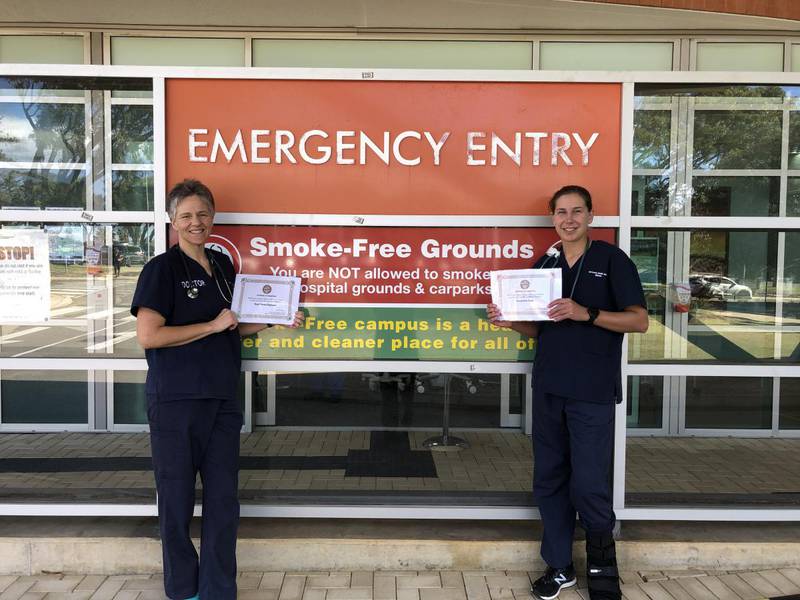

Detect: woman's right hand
[486, 303, 512, 328]
[211, 308, 239, 332]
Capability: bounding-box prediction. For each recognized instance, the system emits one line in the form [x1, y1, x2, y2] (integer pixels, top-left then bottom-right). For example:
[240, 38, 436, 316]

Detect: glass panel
[690, 176, 779, 217]
[253, 40, 532, 69]
[783, 232, 800, 362]
[268, 372, 521, 428]
[636, 83, 790, 100]
[786, 177, 800, 217]
[629, 230, 667, 362]
[111, 105, 154, 164]
[0, 76, 152, 210]
[685, 376, 772, 429]
[632, 175, 669, 217]
[788, 112, 800, 173]
[0, 35, 84, 64]
[111, 37, 245, 66]
[629, 229, 780, 363]
[509, 373, 523, 416]
[626, 375, 663, 429]
[246, 371, 531, 504]
[689, 231, 777, 361]
[1, 370, 87, 424]
[696, 43, 783, 72]
[788, 178, 800, 216]
[634, 85, 794, 216]
[0, 102, 85, 163]
[633, 109, 671, 170]
[111, 170, 154, 211]
[0, 168, 85, 209]
[693, 110, 782, 170]
[779, 379, 800, 429]
[0, 223, 154, 358]
[627, 377, 791, 508]
[539, 42, 673, 71]
[113, 371, 147, 425]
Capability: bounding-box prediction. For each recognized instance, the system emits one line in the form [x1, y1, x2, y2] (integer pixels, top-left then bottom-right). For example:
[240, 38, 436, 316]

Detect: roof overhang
[2, 0, 799, 34]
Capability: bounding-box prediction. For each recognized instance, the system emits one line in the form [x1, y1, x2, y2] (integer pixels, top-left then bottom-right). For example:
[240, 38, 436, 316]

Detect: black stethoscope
[539, 238, 592, 300]
[176, 246, 233, 303]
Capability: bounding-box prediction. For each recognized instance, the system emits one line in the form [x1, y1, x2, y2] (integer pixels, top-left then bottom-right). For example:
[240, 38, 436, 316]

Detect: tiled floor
[1, 568, 799, 600]
[0, 432, 798, 499]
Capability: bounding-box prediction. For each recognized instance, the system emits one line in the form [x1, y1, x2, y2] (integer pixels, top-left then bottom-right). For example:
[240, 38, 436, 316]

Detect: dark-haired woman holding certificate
[488, 185, 647, 600]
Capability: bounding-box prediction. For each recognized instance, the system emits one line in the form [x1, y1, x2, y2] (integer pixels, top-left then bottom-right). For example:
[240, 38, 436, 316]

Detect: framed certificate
[490, 268, 562, 321]
[231, 274, 301, 325]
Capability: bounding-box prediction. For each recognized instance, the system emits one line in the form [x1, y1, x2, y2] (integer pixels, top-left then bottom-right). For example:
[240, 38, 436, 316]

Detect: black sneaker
[531, 564, 577, 600]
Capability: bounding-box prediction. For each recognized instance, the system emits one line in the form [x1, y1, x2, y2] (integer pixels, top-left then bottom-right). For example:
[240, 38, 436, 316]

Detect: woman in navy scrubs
[488, 185, 648, 600]
[132, 179, 302, 600]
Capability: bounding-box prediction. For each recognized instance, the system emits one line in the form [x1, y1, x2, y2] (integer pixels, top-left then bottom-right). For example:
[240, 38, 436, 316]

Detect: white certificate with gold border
[490, 268, 561, 321]
[231, 274, 300, 325]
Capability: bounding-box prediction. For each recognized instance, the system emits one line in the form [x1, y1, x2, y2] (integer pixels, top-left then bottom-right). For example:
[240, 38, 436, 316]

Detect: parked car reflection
[690, 274, 753, 300]
[115, 243, 146, 265]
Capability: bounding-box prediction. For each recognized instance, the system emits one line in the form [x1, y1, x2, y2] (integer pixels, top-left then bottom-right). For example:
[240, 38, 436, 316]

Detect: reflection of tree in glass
[112, 171, 154, 211]
[788, 113, 800, 171]
[691, 176, 779, 217]
[0, 78, 85, 208]
[632, 175, 669, 216]
[0, 169, 84, 208]
[633, 110, 671, 170]
[0, 115, 15, 161]
[692, 86, 786, 171]
[789, 178, 800, 216]
[24, 103, 84, 163]
[689, 230, 726, 275]
[3, 78, 85, 164]
[112, 105, 153, 164]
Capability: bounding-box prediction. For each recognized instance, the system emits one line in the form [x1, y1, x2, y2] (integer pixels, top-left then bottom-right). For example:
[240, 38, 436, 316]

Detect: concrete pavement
[1, 568, 800, 600]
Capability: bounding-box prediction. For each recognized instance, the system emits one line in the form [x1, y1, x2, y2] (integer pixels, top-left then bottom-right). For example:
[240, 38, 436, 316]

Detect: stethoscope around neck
[176, 245, 233, 303]
[539, 238, 592, 300]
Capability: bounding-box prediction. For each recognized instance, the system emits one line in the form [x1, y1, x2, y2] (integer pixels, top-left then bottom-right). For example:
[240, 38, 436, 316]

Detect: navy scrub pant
[148, 397, 243, 600]
[532, 391, 616, 569]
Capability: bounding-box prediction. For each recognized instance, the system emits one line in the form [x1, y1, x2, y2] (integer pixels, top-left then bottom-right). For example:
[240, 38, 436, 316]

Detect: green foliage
[0, 168, 84, 208]
[111, 105, 154, 164]
[633, 110, 671, 169]
[693, 110, 782, 170]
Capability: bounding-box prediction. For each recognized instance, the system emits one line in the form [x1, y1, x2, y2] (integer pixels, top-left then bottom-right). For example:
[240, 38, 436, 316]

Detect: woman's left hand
[547, 298, 589, 322]
[288, 310, 305, 329]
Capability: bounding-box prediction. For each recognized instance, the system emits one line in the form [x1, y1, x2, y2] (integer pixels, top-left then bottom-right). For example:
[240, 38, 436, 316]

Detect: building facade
[0, 0, 798, 520]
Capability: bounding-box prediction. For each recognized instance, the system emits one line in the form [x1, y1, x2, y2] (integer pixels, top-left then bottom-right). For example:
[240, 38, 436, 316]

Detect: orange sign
[166, 79, 621, 216]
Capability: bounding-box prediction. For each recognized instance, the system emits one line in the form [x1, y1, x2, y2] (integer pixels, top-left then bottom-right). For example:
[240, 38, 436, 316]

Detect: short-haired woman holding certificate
[132, 179, 303, 600]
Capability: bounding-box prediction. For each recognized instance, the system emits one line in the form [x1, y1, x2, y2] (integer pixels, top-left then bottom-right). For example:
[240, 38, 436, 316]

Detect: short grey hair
[167, 179, 216, 221]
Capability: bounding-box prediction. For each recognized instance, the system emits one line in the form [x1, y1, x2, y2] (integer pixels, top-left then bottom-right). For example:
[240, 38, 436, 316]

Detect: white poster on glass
[0, 230, 51, 323]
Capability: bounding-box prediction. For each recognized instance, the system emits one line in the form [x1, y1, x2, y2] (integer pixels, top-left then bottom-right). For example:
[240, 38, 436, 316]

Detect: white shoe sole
[531, 578, 577, 600]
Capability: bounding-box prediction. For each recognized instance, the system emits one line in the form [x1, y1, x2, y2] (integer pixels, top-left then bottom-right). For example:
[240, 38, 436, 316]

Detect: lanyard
[540, 239, 592, 299]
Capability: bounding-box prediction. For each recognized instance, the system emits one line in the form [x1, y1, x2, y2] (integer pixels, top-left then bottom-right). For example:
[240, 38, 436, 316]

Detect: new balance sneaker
[531, 564, 577, 600]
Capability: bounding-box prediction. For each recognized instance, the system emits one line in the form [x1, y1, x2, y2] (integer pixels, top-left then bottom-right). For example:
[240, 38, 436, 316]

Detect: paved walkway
[1, 569, 800, 600]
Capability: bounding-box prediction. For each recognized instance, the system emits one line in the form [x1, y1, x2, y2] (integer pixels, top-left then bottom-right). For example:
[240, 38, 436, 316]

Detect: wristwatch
[587, 307, 599, 326]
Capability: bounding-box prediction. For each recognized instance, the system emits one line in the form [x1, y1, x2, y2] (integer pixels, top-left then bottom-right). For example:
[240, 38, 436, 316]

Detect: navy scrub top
[532, 239, 645, 404]
[131, 245, 241, 402]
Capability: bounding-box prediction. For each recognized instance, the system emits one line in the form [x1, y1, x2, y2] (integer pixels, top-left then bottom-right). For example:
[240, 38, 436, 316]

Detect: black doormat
[346, 431, 437, 477]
